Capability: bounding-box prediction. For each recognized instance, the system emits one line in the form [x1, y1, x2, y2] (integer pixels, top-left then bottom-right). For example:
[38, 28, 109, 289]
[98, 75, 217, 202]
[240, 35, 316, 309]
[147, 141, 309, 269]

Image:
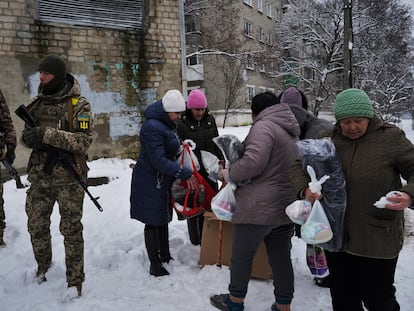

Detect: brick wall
[0, 0, 183, 170]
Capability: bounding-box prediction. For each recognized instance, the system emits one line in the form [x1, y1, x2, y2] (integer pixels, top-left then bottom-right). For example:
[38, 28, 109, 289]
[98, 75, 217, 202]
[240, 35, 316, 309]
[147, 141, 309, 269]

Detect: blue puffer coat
[130, 101, 192, 225]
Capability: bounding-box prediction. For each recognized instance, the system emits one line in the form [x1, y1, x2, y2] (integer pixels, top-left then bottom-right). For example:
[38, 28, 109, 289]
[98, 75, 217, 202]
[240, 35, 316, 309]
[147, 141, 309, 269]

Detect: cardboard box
[199, 212, 273, 280]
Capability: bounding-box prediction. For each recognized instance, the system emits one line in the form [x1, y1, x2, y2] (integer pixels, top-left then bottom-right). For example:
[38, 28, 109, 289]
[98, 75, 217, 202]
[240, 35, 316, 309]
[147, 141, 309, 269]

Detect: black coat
[177, 109, 223, 190]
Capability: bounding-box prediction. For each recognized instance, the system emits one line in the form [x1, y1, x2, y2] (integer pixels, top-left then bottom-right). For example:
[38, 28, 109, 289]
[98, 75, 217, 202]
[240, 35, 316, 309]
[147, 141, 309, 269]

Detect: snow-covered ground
[0, 120, 413, 311]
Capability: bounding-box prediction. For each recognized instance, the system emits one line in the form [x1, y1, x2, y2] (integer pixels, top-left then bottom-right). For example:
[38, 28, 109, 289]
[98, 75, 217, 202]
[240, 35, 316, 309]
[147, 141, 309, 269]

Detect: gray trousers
[229, 223, 294, 304]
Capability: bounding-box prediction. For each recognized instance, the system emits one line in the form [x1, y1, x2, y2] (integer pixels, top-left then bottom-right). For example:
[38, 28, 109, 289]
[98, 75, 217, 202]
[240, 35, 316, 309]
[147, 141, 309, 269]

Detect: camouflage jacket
[0, 89, 17, 149]
[24, 74, 93, 180]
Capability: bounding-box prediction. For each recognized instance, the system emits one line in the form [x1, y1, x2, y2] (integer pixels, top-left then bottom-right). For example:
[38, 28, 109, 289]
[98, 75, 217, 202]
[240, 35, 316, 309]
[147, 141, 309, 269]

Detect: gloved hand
[0, 145, 6, 161]
[5, 145, 15, 164]
[23, 127, 46, 149]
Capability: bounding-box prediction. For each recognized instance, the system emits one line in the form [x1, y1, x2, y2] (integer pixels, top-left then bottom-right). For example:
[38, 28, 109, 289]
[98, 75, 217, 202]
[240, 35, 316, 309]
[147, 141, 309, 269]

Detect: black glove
[23, 127, 46, 149]
[0, 146, 5, 161]
[5, 145, 15, 164]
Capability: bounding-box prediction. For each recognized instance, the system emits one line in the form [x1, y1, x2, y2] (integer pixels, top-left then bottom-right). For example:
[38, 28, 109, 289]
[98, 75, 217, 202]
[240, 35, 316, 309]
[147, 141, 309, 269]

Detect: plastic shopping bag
[296, 138, 346, 251]
[176, 139, 200, 171]
[306, 244, 329, 278]
[201, 150, 222, 182]
[307, 165, 329, 195]
[213, 135, 244, 164]
[211, 183, 236, 221]
[301, 200, 333, 244]
[285, 200, 312, 225]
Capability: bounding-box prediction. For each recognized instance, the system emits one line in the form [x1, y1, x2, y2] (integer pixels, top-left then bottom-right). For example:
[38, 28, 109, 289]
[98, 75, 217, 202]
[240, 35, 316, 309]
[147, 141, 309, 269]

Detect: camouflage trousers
[0, 181, 4, 230]
[25, 176, 85, 286]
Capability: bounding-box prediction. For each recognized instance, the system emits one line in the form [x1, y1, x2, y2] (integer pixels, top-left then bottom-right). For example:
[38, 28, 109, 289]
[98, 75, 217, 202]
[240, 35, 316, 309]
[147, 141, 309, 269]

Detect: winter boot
[0, 229, 5, 248]
[314, 275, 331, 288]
[158, 224, 173, 263]
[144, 227, 169, 277]
[210, 294, 244, 311]
[187, 214, 203, 245]
[271, 302, 291, 311]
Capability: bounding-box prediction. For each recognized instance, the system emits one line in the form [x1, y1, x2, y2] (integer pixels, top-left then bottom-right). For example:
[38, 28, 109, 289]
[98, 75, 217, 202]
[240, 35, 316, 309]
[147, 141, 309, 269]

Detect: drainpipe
[178, 0, 188, 99]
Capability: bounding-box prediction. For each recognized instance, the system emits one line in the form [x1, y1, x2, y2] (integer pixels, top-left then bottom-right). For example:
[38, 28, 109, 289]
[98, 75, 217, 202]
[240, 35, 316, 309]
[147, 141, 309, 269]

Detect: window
[187, 53, 202, 66]
[267, 32, 273, 45]
[246, 85, 256, 103]
[258, 64, 265, 72]
[304, 67, 315, 80]
[246, 59, 255, 70]
[266, 4, 273, 18]
[259, 86, 267, 93]
[244, 20, 253, 38]
[274, 8, 281, 21]
[267, 61, 275, 74]
[258, 27, 265, 42]
[257, 0, 263, 12]
[243, 0, 253, 6]
[186, 21, 196, 33]
[37, 0, 144, 30]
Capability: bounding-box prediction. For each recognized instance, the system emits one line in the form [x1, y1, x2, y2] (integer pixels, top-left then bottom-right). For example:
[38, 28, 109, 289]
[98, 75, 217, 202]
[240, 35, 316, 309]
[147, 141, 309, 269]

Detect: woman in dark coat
[280, 86, 333, 288]
[130, 89, 197, 277]
[291, 88, 414, 311]
[177, 89, 224, 245]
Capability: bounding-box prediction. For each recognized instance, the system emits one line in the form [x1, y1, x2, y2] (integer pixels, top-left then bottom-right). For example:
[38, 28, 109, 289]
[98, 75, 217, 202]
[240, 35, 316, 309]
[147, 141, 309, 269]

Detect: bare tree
[352, 0, 414, 116]
[275, 0, 344, 116]
[184, 0, 270, 127]
[275, 0, 414, 117]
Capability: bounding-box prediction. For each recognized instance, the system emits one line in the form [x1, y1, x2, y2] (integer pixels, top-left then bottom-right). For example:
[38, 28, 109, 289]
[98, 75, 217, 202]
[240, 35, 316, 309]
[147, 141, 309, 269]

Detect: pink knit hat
[186, 89, 207, 109]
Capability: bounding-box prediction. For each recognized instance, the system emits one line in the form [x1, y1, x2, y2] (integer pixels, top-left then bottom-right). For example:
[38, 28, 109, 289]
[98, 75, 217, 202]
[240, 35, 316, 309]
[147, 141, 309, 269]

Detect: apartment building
[185, 0, 286, 112]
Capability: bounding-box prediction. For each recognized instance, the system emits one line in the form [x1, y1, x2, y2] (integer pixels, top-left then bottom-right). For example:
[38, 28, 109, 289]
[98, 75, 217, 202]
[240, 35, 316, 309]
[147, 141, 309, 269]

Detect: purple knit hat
[186, 89, 207, 109]
[280, 87, 302, 107]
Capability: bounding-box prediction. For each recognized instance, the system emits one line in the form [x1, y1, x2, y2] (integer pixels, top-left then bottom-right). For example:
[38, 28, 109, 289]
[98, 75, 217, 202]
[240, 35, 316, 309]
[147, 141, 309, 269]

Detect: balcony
[186, 64, 204, 82]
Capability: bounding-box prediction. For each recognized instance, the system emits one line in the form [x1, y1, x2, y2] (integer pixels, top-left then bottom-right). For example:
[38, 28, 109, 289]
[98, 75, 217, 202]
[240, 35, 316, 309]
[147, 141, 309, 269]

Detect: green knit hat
[334, 88, 374, 121]
[38, 54, 67, 78]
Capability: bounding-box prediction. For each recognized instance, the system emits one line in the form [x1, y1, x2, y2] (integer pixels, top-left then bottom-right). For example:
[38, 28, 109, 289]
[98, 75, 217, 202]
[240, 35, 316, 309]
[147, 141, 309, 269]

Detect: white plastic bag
[301, 200, 333, 244]
[211, 183, 236, 221]
[201, 150, 222, 182]
[374, 191, 403, 208]
[307, 165, 330, 195]
[285, 200, 312, 225]
[176, 139, 200, 171]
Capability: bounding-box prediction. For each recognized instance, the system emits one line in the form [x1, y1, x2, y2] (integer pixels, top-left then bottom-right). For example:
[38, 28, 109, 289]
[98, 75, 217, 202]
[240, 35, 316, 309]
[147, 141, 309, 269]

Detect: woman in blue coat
[130, 89, 197, 277]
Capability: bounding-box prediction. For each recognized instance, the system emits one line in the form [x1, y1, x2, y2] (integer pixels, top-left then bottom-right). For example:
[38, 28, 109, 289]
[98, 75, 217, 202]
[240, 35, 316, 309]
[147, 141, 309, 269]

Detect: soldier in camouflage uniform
[21, 54, 93, 298]
[0, 89, 17, 247]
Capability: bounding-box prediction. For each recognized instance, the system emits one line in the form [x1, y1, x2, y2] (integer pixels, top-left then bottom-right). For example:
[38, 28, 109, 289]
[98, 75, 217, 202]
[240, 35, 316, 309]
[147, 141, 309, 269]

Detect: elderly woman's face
[339, 117, 370, 139]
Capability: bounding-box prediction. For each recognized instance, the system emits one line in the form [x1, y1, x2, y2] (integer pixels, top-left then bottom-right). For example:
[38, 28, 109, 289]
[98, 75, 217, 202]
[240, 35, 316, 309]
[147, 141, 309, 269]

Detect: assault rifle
[15, 105, 103, 212]
[1, 158, 25, 189]
[0, 132, 25, 189]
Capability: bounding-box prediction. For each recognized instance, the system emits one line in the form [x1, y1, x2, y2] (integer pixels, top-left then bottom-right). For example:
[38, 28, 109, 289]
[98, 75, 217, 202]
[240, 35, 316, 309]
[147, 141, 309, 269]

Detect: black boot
[158, 224, 173, 263]
[187, 214, 204, 245]
[0, 228, 5, 248]
[144, 226, 169, 277]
